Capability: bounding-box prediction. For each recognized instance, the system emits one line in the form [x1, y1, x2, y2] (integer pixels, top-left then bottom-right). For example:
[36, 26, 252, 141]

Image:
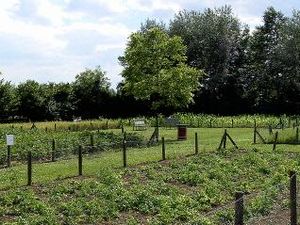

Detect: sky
[0, 0, 299, 89]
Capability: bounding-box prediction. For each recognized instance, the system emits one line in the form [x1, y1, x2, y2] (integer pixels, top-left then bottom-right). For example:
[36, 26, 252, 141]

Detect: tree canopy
[119, 27, 203, 111]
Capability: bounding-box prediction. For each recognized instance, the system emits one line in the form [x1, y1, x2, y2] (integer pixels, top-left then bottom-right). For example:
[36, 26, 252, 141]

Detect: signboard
[6, 135, 14, 146]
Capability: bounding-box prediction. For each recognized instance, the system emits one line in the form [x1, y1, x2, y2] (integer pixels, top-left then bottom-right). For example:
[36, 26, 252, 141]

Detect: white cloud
[89, 0, 182, 13]
[95, 43, 125, 53]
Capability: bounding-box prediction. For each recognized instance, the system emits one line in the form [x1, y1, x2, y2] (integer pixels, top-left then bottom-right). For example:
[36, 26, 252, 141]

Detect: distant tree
[0, 73, 17, 119]
[72, 66, 112, 119]
[140, 18, 167, 33]
[17, 80, 47, 121]
[119, 27, 203, 112]
[49, 83, 75, 120]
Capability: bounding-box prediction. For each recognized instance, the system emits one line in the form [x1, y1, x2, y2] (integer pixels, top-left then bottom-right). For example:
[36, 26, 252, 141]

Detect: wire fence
[198, 171, 297, 224]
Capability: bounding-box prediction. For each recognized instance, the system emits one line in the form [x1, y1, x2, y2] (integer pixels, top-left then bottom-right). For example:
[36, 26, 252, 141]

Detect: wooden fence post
[296, 127, 299, 143]
[27, 152, 32, 186]
[195, 132, 199, 154]
[52, 139, 56, 162]
[235, 192, 244, 225]
[232, 119, 234, 128]
[123, 133, 127, 167]
[273, 131, 278, 151]
[223, 129, 227, 149]
[162, 137, 166, 160]
[290, 171, 297, 225]
[78, 146, 83, 176]
[253, 120, 257, 144]
[7, 145, 11, 168]
[54, 123, 57, 131]
[90, 134, 94, 148]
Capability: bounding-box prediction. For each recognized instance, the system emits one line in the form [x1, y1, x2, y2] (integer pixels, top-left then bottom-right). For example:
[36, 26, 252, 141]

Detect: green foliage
[119, 27, 203, 110]
[73, 66, 115, 118]
[0, 150, 296, 224]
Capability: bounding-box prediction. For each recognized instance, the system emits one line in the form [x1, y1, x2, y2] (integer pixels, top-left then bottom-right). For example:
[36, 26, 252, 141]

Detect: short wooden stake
[162, 137, 166, 160]
[78, 146, 83, 176]
[273, 131, 278, 151]
[223, 129, 227, 149]
[90, 134, 94, 147]
[51, 139, 56, 162]
[253, 120, 257, 144]
[296, 127, 299, 143]
[227, 133, 239, 149]
[290, 171, 297, 225]
[122, 133, 127, 167]
[235, 192, 244, 225]
[7, 145, 11, 168]
[54, 123, 57, 131]
[27, 152, 32, 186]
[231, 119, 234, 128]
[195, 132, 199, 154]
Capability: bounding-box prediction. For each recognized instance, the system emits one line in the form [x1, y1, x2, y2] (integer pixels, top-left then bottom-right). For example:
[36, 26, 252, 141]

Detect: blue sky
[0, 0, 299, 88]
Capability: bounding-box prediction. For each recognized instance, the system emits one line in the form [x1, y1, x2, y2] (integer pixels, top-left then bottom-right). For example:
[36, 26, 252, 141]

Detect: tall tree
[169, 6, 248, 114]
[119, 27, 203, 112]
[275, 10, 300, 112]
[248, 7, 286, 112]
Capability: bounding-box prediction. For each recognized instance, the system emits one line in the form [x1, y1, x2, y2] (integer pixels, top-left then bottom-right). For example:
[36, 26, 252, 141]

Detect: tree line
[1, 6, 299, 121]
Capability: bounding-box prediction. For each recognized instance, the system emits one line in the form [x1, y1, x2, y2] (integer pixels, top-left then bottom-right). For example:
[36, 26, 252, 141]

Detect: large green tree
[119, 27, 203, 112]
[169, 6, 248, 114]
[247, 7, 286, 112]
[275, 10, 300, 112]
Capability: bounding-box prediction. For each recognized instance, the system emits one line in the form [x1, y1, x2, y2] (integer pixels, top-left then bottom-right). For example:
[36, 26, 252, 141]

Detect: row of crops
[0, 128, 144, 164]
[0, 149, 298, 224]
[170, 113, 300, 128]
[2, 114, 299, 131]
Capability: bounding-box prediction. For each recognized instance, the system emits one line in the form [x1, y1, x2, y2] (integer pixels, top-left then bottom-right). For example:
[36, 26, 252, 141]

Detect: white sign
[6, 135, 14, 146]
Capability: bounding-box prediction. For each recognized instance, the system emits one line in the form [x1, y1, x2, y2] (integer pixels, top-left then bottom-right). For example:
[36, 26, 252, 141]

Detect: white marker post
[6, 135, 14, 167]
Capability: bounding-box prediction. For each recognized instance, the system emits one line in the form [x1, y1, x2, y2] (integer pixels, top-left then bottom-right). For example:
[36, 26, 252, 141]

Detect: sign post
[6, 135, 14, 168]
